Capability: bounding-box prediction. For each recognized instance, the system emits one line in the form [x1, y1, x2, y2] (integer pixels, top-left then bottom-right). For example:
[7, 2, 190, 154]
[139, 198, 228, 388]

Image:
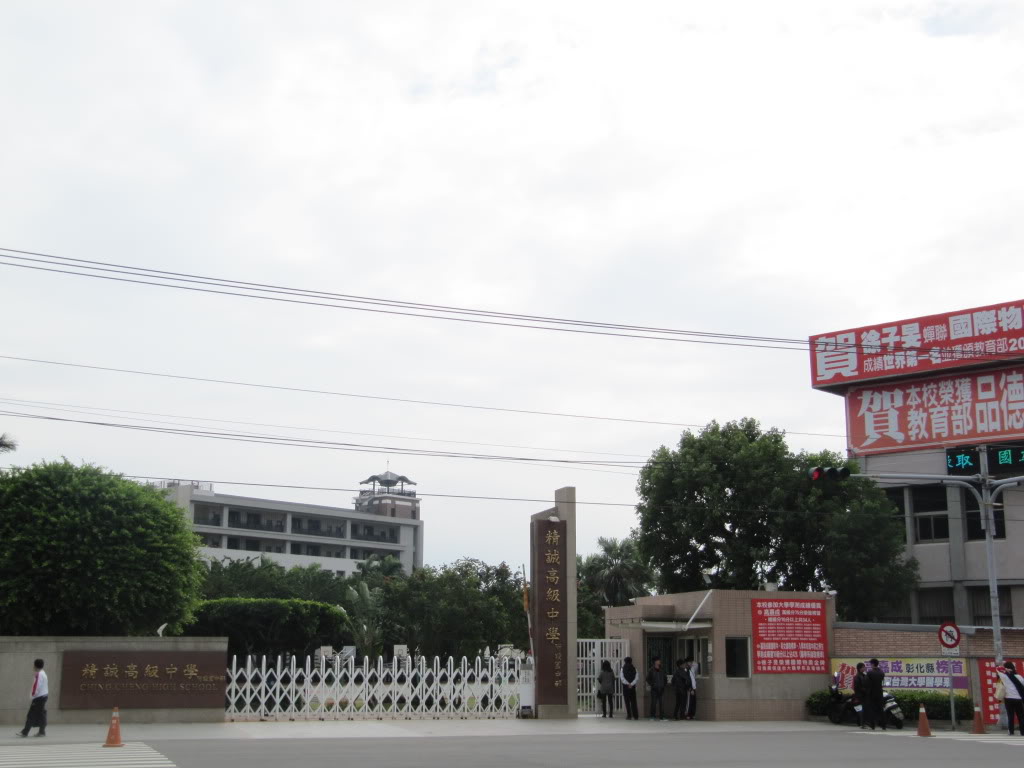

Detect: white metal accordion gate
[226, 655, 523, 720]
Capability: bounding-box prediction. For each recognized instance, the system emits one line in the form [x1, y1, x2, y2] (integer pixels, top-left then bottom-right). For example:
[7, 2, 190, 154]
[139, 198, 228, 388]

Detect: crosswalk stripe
[0, 742, 174, 767]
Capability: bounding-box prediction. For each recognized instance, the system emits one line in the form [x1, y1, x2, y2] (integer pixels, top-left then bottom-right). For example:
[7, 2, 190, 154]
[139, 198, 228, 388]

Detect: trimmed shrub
[805, 688, 973, 721]
[182, 598, 349, 657]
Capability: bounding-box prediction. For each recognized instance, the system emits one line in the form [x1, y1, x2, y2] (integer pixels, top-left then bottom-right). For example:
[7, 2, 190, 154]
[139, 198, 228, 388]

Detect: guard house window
[725, 637, 750, 679]
[678, 637, 711, 677]
[971, 586, 1012, 627]
[917, 588, 954, 625]
[964, 489, 1006, 540]
[912, 485, 949, 542]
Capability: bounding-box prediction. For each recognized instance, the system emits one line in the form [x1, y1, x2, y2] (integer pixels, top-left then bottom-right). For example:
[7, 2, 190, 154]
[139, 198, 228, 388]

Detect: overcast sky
[2, 1, 1023, 569]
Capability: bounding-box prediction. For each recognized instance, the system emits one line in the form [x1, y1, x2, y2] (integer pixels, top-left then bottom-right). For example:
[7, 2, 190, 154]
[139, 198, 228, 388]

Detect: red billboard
[752, 598, 828, 674]
[810, 300, 1024, 391]
[846, 363, 1024, 456]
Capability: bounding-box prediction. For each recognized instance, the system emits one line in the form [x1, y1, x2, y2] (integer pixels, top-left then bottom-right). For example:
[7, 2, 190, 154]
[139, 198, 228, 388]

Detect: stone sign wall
[61, 650, 226, 709]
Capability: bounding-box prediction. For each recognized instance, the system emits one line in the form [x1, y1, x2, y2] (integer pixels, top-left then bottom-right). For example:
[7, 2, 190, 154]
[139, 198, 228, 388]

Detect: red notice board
[752, 598, 828, 674]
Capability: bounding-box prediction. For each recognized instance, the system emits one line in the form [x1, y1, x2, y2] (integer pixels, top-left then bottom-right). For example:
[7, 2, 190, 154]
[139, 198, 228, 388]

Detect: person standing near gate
[15, 659, 47, 738]
[864, 658, 886, 730]
[646, 656, 667, 721]
[597, 660, 616, 718]
[684, 657, 698, 720]
[620, 656, 639, 720]
[853, 662, 869, 729]
[671, 659, 691, 720]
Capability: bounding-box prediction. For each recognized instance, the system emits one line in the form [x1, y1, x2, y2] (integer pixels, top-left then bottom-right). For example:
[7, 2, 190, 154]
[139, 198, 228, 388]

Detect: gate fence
[577, 638, 630, 715]
[226, 655, 523, 720]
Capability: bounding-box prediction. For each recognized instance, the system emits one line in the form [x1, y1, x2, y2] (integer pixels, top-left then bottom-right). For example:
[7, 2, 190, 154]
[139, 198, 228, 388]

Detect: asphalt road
[145, 730, 1024, 768]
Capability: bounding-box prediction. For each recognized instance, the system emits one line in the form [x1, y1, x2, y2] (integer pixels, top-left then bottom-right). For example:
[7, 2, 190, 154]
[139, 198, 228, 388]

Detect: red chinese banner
[810, 300, 1024, 391]
[752, 598, 828, 674]
[845, 364, 1024, 456]
[978, 658, 1024, 724]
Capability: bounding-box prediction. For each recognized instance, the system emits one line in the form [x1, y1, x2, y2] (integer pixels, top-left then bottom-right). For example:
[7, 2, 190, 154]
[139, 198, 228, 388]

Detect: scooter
[827, 673, 904, 729]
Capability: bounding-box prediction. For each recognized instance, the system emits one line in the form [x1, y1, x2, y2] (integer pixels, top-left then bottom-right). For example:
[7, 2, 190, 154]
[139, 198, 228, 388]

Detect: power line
[0, 410, 651, 471]
[0, 353, 847, 438]
[0, 247, 811, 349]
[0, 395, 649, 460]
[3, 247, 1023, 366]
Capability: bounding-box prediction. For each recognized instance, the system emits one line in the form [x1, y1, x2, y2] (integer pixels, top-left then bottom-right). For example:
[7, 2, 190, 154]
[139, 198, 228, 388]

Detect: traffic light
[808, 466, 850, 481]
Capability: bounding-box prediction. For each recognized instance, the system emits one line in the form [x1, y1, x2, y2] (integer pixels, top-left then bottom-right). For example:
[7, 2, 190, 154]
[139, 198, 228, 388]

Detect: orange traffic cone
[972, 706, 987, 735]
[917, 704, 933, 737]
[102, 706, 124, 748]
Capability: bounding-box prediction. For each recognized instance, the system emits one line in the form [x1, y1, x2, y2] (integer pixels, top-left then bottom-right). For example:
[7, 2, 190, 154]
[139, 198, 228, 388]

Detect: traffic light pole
[851, 468, 1024, 666]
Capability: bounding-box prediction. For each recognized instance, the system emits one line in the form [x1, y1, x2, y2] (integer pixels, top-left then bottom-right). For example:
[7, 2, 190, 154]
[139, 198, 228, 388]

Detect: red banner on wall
[978, 658, 1024, 724]
[810, 300, 1024, 391]
[752, 598, 828, 674]
[845, 364, 1024, 455]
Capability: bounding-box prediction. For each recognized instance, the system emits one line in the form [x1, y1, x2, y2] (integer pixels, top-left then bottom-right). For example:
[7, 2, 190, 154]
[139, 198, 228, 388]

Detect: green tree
[341, 581, 386, 658]
[203, 556, 294, 599]
[576, 555, 605, 638]
[586, 536, 652, 606]
[636, 419, 918, 621]
[0, 461, 205, 634]
[0, 433, 16, 453]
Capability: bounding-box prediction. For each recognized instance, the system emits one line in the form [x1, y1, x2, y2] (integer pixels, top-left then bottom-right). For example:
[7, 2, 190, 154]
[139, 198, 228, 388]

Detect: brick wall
[835, 625, 1024, 658]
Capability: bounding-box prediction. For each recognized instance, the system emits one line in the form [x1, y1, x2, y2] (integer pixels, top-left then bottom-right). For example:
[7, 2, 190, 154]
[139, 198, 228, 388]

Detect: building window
[725, 637, 750, 678]
[678, 637, 711, 678]
[911, 485, 949, 513]
[306, 544, 321, 557]
[226, 537, 240, 550]
[193, 503, 222, 526]
[964, 490, 1006, 540]
[915, 514, 949, 542]
[917, 588, 954, 625]
[971, 587, 1013, 626]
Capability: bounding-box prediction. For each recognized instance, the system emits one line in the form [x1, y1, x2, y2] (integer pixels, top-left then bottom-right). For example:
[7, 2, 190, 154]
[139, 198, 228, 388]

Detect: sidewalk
[1, 717, 836, 745]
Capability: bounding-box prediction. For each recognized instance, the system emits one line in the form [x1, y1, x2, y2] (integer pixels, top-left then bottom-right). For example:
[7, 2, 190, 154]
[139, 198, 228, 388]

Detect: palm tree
[588, 536, 653, 606]
[340, 581, 385, 658]
[0, 433, 15, 454]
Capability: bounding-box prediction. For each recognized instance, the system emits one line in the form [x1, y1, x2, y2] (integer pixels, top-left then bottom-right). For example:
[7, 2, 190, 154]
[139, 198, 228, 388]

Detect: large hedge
[183, 598, 348, 657]
[0, 461, 205, 635]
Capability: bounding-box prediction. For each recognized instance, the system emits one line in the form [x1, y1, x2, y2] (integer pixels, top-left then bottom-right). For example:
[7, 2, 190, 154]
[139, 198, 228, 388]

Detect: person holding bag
[996, 662, 1024, 735]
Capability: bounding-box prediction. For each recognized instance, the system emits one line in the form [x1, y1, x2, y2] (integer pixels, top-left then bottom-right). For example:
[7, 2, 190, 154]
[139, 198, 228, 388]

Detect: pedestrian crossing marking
[0, 741, 174, 767]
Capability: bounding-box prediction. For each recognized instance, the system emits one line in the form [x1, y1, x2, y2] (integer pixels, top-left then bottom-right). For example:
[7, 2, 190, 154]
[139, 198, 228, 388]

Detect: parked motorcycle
[827, 673, 904, 729]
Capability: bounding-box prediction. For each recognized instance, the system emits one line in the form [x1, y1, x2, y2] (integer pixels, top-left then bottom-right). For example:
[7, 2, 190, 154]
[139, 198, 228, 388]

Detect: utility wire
[3, 247, 1023, 365]
[0, 354, 847, 438]
[0, 247, 810, 349]
[0, 395, 650, 459]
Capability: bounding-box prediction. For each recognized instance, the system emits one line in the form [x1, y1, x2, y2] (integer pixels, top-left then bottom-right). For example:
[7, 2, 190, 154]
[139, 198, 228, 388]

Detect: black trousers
[1006, 698, 1024, 734]
[686, 690, 697, 719]
[673, 690, 688, 719]
[599, 692, 614, 716]
[21, 696, 47, 735]
[650, 688, 665, 719]
[866, 695, 886, 729]
[623, 687, 639, 719]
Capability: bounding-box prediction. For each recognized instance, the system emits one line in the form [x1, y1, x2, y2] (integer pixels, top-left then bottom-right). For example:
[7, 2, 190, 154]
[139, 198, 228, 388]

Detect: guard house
[604, 590, 835, 720]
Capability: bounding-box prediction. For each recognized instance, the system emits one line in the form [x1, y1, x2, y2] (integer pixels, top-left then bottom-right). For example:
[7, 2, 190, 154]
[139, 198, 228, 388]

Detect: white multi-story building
[161, 471, 424, 575]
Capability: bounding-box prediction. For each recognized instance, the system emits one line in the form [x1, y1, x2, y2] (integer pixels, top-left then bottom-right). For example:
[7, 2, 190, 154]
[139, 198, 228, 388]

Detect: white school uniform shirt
[999, 670, 1024, 700]
[688, 666, 697, 692]
[31, 669, 48, 699]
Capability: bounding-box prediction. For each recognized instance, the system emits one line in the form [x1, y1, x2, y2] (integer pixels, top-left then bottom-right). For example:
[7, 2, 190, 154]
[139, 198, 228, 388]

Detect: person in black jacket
[671, 659, 692, 721]
[620, 657, 639, 720]
[864, 658, 886, 730]
[852, 662, 869, 729]
[647, 657, 668, 721]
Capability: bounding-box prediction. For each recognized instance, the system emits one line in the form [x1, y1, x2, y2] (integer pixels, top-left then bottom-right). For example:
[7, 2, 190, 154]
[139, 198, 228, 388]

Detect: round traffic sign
[939, 621, 961, 649]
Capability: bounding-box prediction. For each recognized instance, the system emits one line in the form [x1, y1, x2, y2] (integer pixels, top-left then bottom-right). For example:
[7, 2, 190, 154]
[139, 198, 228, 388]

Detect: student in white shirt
[997, 661, 1024, 736]
[16, 658, 48, 738]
